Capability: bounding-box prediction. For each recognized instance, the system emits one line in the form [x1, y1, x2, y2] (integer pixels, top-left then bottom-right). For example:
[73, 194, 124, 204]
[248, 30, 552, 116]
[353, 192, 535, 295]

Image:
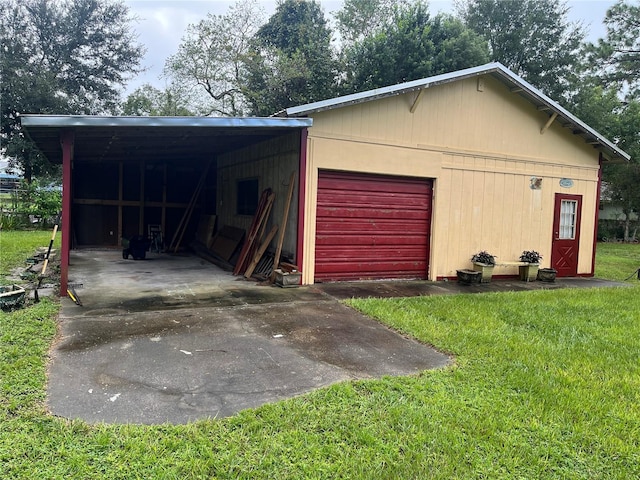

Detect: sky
[122, 0, 618, 95]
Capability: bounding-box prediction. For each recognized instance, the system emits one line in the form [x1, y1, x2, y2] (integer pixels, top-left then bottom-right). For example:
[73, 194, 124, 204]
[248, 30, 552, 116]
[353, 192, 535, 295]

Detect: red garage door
[315, 171, 432, 281]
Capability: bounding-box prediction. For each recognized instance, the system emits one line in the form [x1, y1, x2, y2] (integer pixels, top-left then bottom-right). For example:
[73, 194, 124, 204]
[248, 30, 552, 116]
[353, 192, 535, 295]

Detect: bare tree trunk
[624, 213, 631, 242]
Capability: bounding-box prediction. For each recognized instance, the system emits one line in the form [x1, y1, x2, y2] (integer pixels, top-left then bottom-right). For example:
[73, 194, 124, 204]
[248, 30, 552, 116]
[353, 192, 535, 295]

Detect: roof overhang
[283, 62, 629, 163]
[20, 115, 313, 165]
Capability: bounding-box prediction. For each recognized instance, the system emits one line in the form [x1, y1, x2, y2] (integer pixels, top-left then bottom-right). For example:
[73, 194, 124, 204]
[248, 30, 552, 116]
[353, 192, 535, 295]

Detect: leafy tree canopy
[457, 0, 585, 102]
[0, 0, 144, 181]
[244, 0, 338, 115]
[340, 1, 489, 94]
[334, 0, 401, 46]
[123, 84, 194, 116]
[587, 0, 640, 99]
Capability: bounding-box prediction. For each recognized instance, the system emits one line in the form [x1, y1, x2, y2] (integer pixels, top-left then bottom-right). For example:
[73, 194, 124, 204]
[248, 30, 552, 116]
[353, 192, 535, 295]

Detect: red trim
[60, 130, 74, 297]
[296, 128, 308, 273]
[591, 154, 604, 275]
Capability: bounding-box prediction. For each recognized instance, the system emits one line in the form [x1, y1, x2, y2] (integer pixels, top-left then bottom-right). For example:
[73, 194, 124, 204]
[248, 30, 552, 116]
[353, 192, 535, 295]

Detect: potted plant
[519, 250, 541, 282]
[471, 251, 496, 283]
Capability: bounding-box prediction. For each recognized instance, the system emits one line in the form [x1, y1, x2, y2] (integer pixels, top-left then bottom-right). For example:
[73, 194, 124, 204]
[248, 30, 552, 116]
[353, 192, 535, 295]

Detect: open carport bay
[47, 250, 450, 424]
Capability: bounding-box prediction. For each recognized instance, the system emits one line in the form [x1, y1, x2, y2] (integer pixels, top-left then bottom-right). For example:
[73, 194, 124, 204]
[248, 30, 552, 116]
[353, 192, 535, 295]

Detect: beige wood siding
[301, 75, 600, 284]
[217, 132, 300, 259]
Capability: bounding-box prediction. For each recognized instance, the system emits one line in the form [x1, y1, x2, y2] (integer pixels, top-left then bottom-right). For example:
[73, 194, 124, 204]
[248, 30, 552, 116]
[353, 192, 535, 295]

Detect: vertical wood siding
[300, 74, 601, 283]
[217, 132, 300, 259]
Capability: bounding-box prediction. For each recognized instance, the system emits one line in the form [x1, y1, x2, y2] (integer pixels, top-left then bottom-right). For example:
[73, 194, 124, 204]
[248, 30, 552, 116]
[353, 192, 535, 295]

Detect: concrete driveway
[47, 251, 450, 424]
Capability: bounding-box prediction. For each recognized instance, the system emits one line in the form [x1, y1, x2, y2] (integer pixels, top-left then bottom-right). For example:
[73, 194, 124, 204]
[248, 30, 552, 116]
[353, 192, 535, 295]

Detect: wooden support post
[272, 172, 295, 276]
[169, 161, 211, 252]
[139, 160, 145, 235]
[60, 130, 74, 297]
[161, 163, 167, 239]
[118, 161, 123, 246]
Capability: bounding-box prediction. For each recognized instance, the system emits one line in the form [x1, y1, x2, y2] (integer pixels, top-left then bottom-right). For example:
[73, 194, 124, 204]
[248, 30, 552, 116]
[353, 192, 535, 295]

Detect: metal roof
[284, 62, 629, 162]
[20, 115, 313, 165]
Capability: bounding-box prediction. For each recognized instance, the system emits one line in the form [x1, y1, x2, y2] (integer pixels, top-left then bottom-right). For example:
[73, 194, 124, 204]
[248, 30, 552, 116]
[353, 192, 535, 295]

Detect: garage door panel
[318, 192, 430, 209]
[315, 171, 432, 282]
[317, 205, 429, 219]
[318, 176, 430, 195]
[316, 245, 428, 260]
[316, 218, 429, 234]
[316, 234, 428, 246]
[316, 262, 427, 280]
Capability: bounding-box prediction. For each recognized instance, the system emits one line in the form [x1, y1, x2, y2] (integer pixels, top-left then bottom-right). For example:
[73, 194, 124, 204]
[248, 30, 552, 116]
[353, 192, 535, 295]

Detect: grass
[594, 241, 640, 281]
[0, 229, 60, 280]
[0, 236, 639, 478]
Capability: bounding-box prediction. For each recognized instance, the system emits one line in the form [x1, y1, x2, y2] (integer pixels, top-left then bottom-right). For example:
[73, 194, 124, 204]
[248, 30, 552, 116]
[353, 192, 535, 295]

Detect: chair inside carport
[148, 224, 163, 253]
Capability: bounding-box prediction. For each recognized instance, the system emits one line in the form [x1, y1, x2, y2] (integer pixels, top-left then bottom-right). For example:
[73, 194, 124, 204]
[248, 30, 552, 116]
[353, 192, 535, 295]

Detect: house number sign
[559, 178, 574, 188]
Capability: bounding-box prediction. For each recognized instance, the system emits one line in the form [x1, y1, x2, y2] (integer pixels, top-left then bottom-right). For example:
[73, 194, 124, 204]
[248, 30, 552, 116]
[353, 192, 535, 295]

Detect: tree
[163, 0, 264, 116]
[0, 0, 144, 181]
[123, 84, 194, 116]
[573, 2, 640, 241]
[244, 0, 338, 115]
[587, 0, 640, 99]
[457, 0, 585, 102]
[340, 1, 489, 94]
[334, 0, 399, 46]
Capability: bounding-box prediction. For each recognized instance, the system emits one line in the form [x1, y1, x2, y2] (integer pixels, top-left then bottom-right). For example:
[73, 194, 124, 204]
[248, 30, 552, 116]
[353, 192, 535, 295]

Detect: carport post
[296, 128, 308, 278]
[60, 130, 74, 297]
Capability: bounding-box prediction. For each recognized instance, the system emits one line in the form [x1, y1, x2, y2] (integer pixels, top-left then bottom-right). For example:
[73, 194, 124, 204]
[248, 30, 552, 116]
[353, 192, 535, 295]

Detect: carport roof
[20, 115, 313, 164]
[283, 62, 629, 163]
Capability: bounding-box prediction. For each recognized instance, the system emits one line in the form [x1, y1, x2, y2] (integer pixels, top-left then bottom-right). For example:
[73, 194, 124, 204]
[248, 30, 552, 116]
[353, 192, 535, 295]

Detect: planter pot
[472, 262, 495, 283]
[519, 263, 539, 282]
[274, 269, 302, 288]
[0, 285, 26, 310]
[456, 269, 482, 285]
[537, 268, 557, 282]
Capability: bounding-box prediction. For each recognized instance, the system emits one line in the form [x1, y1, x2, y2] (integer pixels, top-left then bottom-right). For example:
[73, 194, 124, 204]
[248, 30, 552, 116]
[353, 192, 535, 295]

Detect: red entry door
[551, 193, 582, 277]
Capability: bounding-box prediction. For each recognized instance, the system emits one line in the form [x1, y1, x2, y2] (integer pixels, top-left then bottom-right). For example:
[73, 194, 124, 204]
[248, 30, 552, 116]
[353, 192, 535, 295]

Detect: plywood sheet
[195, 215, 217, 247]
[210, 225, 245, 261]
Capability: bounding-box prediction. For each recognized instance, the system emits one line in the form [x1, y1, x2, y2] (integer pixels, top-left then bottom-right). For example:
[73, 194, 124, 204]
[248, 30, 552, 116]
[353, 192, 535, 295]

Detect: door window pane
[560, 200, 577, 239]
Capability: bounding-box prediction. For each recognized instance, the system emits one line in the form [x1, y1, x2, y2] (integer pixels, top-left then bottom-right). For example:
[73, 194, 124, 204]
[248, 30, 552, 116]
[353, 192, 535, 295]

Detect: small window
[237, 178, 259, 215]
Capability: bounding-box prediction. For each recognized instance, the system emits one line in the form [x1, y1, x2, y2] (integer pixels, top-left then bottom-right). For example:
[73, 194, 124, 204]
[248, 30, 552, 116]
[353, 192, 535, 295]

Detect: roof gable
[284, 63, 629, 163]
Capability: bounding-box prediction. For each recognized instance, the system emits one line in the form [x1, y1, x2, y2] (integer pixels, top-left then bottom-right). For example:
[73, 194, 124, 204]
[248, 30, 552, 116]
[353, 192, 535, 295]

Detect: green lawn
[594, 241, 640, 281]
[1, 237, 639, 478]
[0, 229, 60, 280]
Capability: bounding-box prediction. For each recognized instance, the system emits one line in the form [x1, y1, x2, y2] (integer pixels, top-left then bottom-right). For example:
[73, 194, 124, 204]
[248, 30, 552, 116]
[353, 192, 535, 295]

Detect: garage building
[21, 62, 629, 293]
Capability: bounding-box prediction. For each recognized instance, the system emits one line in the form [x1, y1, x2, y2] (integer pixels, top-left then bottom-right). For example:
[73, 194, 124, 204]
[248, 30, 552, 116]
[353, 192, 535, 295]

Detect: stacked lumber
[234, 172, 298, 280]
[233, 189, 276, 276]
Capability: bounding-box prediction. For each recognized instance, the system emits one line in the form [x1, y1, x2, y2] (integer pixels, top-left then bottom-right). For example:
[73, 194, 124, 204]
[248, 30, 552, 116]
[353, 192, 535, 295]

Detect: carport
[20, 115, 312, 294]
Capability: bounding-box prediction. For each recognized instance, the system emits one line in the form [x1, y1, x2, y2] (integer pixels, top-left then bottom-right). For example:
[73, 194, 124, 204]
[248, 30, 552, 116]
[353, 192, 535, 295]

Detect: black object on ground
[123, 235, 151, 260]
